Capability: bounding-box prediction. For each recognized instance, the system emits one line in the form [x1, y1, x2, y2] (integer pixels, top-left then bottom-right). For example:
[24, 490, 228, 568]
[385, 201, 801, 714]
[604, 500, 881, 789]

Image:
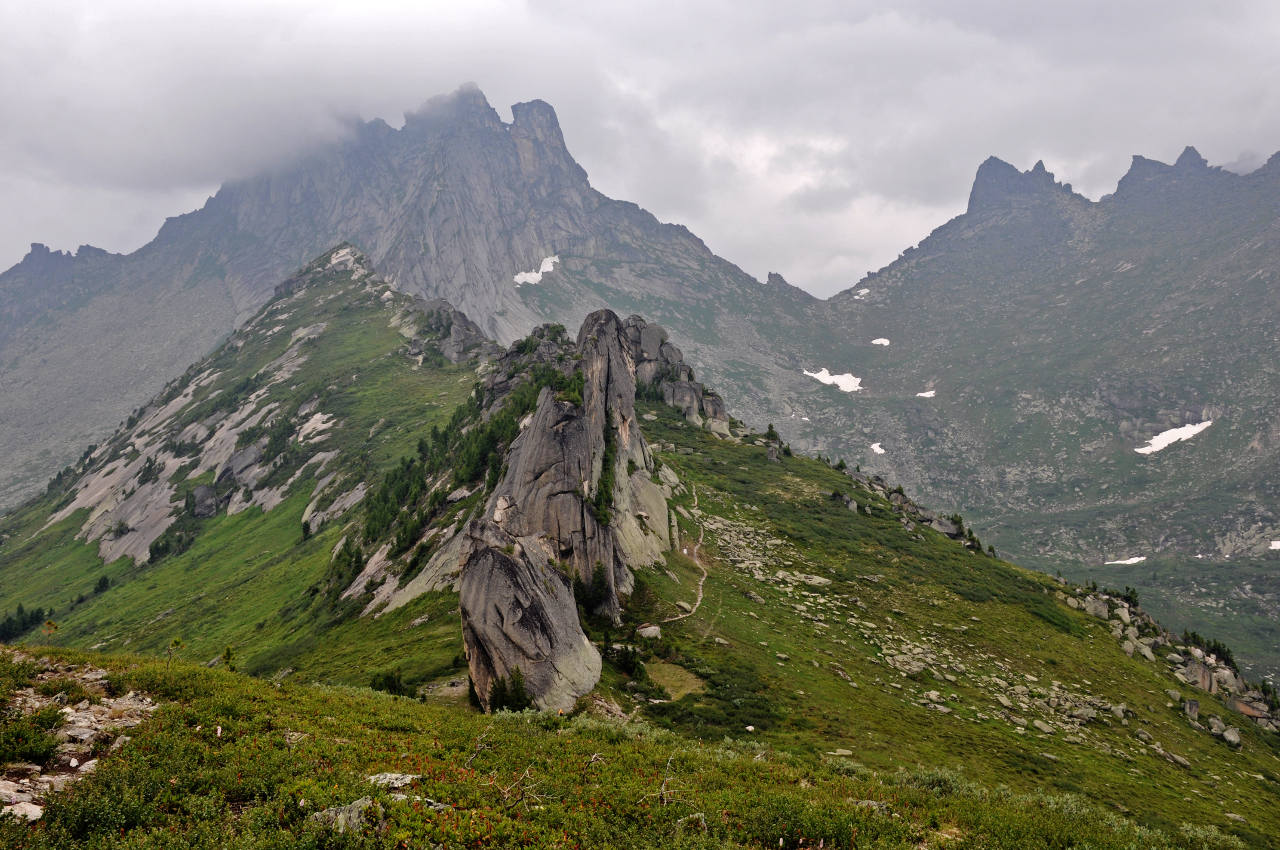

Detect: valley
[1, 245, 1277, 844]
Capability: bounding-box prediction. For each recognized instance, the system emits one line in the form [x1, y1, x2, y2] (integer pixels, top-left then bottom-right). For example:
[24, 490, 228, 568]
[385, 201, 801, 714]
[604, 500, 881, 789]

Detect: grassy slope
[621, 401, 1280, 844]
[0, 259, 476, 686]
[0, 648, 1257, 849]
[0, 287, 1277, 844]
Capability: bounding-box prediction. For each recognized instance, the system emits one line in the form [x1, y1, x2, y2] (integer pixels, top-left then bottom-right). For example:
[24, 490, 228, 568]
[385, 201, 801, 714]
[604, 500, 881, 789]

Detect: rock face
[487, 312, 655, 618]
[461, 309, 721, 709]
[413, 298, 498, 363]
[32, 246, 477, 568]
[0, 84, 803, 516]
[459, 524, 601, 713]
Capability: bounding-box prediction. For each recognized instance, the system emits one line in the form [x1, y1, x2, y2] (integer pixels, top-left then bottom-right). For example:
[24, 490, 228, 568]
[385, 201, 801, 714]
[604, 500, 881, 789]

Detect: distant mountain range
[3, 84, 1277, 676]
[0, 84, 812, 513]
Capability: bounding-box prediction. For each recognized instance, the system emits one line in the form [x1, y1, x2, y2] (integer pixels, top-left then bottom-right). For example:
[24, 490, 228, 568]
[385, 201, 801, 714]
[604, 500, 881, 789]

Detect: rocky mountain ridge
[4, 245, 1280, 842]
[367, 308, 730, 711]
[5, 85, 1279, 682]
[791, 149, 1280, 675]
[0, 84, 809, 512]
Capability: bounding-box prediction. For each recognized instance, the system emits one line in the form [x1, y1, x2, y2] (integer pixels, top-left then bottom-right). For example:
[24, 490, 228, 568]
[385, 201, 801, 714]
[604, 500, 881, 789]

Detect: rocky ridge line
[36, 245, 480, 568]
[454, 311, 728, 712]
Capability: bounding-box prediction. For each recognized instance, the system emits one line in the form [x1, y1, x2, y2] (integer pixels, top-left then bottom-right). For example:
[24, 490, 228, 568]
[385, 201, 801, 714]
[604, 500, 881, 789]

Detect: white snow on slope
[871, 338, 890, 346]
[1271, 541, 1280, 550]
[870, 442, 885, 454]
[1135, 420, 1213, 454]
[513, 256, 559, 286]
[803, 368, 863, 393]
[1104, 556, 1146, 565]
[916, 390, 936, 398]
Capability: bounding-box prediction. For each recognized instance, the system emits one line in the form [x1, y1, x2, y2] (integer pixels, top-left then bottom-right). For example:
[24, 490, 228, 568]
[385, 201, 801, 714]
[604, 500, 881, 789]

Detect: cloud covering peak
[3, 1, 1280, 297]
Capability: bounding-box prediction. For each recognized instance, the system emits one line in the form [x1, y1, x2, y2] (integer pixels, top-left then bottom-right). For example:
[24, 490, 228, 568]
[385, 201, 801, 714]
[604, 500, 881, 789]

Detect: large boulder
[414, 298, 497, 363]
[190, 484, 219, 519]
[459, 524, 600, 714]
[663, 381, 705, 425]
[1181, 660, 1218, 694]
[1082, 596, 1109, 619]
[488, 387, 620, 600]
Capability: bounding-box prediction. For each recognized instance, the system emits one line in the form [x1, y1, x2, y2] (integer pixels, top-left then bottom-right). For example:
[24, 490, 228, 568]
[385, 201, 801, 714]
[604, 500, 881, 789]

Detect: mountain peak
[1175, 145, 1208, 169]
[1112, 147, 1228, 200]
[403, 82, 501, 131]
[966, 156, 1064, 214]
[510, 99, 566, 146]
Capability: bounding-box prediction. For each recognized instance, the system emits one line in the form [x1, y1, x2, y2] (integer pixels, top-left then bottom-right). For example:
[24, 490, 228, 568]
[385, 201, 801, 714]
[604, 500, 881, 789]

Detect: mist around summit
[2, 4, 1280, 843]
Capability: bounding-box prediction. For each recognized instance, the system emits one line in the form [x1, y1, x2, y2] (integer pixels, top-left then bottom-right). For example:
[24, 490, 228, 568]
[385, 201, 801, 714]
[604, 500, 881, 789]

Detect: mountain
[788, 150, 1280, 679]
[1, 245, 1278, 845]
[5, 84, 1278, 682]
[0, 84, 813, 512]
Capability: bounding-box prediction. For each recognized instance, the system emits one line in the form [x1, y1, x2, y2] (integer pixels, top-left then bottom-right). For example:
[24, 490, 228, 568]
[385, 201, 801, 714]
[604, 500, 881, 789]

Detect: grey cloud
[2, 1, 1279, 299]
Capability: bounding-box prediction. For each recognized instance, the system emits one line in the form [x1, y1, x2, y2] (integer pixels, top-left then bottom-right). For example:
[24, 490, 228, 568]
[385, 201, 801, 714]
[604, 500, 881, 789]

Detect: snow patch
[852, 288, 870, 300]
[870, 442, 885, 454]
[871, 338, 890, 346]
[916, 390, 936, 398]
[1135, 420, 1213, 454]
[513, 255, 559, 286]
[1271, 541, 1280, 550]
[1104, 556, 1146, 565]
[803, 368, 863, 393]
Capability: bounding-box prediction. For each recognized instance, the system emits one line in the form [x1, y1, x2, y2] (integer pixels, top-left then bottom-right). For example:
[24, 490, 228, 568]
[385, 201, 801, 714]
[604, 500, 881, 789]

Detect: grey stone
[191, 484, 218, 518]
[459, 525, 601, 714]
[310, 797, 375, 833]
[927, 517, 962, 538]
[1082, 596, 1108, 619]
[636, 625, 662, 640]
[0, 781, 32, 805]
[1213, 666, 1241, 693]
[413, 298, 497, 363]
[1180, 660, 1217, 693]
[367, 773, 422, 789]
[485, 311, 674, 623]
[2, 802, 42, 822]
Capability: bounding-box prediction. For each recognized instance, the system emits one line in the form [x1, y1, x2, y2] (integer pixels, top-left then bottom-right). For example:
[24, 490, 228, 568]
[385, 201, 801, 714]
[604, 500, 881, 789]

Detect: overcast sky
[3, 1, 1279, 298]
